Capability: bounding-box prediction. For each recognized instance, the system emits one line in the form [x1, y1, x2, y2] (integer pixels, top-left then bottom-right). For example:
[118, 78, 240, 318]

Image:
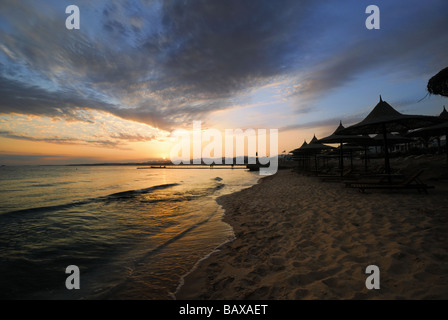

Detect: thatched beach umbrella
[335, 143, 365, 170]
[407, 106, 448, 138]
[296, 135, 333, 171]
[373, 133, 412, 144]
[301, 135, 333, 152]
[427, 67, 448, 97]
[340, 96, 441, 180]
[439, 106, 448, 119]
[291, 140, 308, 152]
[300, 135, 334, 172]
[406, 108, 448, 164]
[318, 122, 372, 176]
[407, 120, 448, 144]
[371, 133, 413, 147]
[368, 133, 413, 161]
[290, 140, 309, 169]
[290, 140, 308, 159]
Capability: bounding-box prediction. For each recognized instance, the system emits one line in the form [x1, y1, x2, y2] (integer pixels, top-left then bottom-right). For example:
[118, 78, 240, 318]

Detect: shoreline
[176, 156, 448, 299]
[172, 175, 265, 299]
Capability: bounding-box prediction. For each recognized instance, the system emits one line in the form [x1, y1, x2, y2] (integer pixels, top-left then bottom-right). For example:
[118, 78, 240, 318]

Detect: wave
[104, 183, 180, 200]
[0, 183, 180, 217]
[26, 181, 77, 188]
[172, 234, 236, 300]
[0, 200, 93, 218]
[139, 182, 225, 204]
[102, 205, 226, 297]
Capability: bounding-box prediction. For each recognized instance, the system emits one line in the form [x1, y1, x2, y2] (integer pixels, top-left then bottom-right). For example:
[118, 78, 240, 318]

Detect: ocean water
[0, 165, 260, 299]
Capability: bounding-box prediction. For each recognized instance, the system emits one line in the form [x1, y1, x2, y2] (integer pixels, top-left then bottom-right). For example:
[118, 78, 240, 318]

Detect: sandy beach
[176, 155, 448, 300]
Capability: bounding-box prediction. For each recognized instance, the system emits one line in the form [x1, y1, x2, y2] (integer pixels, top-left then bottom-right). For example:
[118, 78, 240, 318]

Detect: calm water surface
[0, 165, 259, 299]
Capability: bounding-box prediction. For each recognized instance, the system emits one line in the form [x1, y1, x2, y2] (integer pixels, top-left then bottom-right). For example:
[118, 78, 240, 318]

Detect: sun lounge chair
[319, 169, 355, 182]
[345, 169, 434, 194]
[309, 167, 332, 176]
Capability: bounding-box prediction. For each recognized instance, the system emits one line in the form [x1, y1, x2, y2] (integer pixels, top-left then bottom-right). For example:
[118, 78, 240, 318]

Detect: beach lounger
[319, 169, 355, 182]
[310, 167, 332, 176]
[345, 169, 434, 194]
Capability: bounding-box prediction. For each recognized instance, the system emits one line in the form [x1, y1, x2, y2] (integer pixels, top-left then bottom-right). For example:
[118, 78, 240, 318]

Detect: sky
[1, 0, 448, 164]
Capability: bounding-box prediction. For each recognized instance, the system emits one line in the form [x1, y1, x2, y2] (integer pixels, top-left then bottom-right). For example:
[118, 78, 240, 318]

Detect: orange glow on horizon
[0, 136, 173, 164]
[1, 112, 339, 165]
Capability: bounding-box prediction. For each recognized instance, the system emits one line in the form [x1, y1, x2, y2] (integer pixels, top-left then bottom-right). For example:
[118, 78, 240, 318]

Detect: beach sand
[176, 155, 448, 299]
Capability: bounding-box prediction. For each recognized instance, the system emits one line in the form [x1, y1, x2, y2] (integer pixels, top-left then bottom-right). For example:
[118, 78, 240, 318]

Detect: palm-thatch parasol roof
[371, 133, 412, 146]
[290, 140, 308, 154]
[340, 96, 441, 178]
[336, 143, 366, 152]
[300, 135, 334, 153]
[405, 106, 448, 139]
[318, 122, 372, 144]
[340, 96, 439, 135]
[439, 106, 448, 119]
[317, 122, 372, 176]
[407, 121, 448, 138]
[406, 109, 448, 163]
[427, 67, 448, 97]
[290, 140, 308, 163]
[296, 140, 308, 150]
[298, 135, 335, 172]
[335, 142, 365, 154]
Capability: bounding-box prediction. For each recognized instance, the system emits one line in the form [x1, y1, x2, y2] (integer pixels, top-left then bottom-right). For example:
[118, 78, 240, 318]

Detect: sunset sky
[1, 0, 448, 164]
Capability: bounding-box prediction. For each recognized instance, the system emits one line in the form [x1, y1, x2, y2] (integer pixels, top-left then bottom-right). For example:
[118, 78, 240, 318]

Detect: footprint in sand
[249, 264, 269, 277]
[268, 257, 286, 271]
[244, 286, 270, 299]
[294, 288, 310, 299]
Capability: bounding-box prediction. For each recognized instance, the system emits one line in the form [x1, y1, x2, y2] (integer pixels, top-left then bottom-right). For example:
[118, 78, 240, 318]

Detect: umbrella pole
[364, 145, 368, 173]
[350, 151, 353, 170]
[446, 128, 448, 166]
[382, 124, 391, 182]
[340, 141, 344, 177]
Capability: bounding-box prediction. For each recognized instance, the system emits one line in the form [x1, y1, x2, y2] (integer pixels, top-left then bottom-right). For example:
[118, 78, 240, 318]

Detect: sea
[0, 165, 260, 299]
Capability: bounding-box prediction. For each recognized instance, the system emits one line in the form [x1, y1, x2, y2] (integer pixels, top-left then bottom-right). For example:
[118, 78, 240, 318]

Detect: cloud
[0, 0, 447, 133]
[289, 1, 448, 107]
[0, 0, 317, 130]
[0, 130, 129, 149]
[109, 132, 155, 142]
[0, 154, 65, 162]
[0, 75, 115, 121]
[154, 0, 313, 94]
[0, 153, 108, 165]
[279, 114, 364, 134]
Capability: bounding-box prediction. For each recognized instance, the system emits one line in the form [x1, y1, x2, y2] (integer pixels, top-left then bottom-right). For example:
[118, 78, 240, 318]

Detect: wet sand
[176, 155, 448, 299]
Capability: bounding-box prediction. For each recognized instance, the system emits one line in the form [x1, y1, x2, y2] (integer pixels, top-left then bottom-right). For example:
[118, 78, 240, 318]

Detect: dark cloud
[154, 0, 312, 95]
[280, 114, 364, 134]
[289, 2, 448, 106]
[0, 130, 128, 149]
[0, 0, 447, 131]
[0, 0, 317, 130]
[0, 75, 114, 122]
